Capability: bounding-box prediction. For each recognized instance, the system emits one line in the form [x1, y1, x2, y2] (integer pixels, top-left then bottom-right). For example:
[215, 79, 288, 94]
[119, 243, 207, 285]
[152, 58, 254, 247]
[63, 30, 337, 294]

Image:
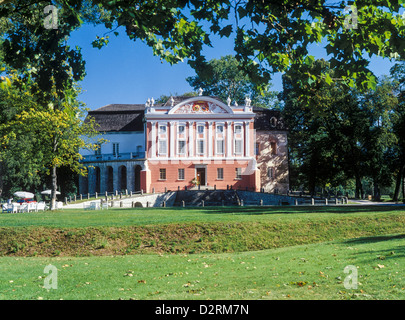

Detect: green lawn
[0, 235, 404, 300]
[0, 205, 404, 300]
[0, 205, 404, 227]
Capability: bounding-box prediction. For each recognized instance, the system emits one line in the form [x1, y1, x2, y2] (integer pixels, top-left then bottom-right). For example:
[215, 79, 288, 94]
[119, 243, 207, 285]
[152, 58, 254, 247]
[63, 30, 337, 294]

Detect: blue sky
[70, 24, 397, 111]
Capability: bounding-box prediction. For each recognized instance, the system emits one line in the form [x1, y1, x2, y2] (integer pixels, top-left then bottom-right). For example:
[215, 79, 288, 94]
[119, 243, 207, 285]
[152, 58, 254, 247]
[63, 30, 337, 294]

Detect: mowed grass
[0, 235, 404, 300]
[0, 205, 404, 299]
[0, 205, 404, 228]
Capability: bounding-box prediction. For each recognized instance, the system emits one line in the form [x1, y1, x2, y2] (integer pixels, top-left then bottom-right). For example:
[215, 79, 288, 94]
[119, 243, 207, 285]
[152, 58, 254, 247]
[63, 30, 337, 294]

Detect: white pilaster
[170, 121, 175, 158]
[208, 121, 213, 157]
[245, 121, 250, 157]
[226, 121, 232, 157]
[150, 121, 156, 158]
[188, 121, 194, 157]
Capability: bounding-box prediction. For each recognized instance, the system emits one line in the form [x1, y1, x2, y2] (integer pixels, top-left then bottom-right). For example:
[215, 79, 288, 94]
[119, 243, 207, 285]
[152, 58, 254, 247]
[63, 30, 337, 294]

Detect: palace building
[79, 95, 289, 195]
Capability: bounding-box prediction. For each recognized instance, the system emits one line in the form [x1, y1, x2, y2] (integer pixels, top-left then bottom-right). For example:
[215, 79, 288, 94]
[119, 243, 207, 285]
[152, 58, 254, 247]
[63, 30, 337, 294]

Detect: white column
[170, 121, 175, 158]
[245, 121, 250, 157]
[188, 121, 194, 157]
[226, 121, 232, 158]
[150, 121, 156, 159]
[213, 122, 217, 157]
[208, 121, 213, 158]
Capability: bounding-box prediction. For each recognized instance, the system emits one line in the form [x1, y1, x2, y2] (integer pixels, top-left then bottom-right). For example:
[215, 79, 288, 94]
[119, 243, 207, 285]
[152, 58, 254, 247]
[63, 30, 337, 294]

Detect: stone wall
[255, 130, 289, 194]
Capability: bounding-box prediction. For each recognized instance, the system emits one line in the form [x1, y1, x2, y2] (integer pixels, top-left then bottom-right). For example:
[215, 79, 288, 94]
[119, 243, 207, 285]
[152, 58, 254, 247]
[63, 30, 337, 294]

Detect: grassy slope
[0, 206, 404, 256]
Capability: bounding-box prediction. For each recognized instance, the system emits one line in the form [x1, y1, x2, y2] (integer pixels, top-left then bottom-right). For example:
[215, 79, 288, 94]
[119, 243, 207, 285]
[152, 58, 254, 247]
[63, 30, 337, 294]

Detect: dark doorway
[107, 166, 113, 192]
[119, 165, 127, 191]
[95, 167, 101, 194]
[134, 165, 142, 192]
[196, 167, 206, 186]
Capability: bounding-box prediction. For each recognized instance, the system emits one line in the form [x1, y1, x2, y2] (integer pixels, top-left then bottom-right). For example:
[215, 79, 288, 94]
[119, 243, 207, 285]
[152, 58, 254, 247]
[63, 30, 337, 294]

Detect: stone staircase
[173, 190, 240, 207]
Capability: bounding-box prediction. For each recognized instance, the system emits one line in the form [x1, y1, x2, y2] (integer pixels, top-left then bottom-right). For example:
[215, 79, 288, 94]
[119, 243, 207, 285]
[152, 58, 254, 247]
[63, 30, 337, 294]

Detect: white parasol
[13, 191, 34, 198]
[41, 190, 61, 195]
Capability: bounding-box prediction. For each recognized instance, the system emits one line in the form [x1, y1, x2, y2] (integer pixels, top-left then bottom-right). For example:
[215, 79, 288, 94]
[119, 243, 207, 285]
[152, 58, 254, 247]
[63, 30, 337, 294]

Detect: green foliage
[281, 59, 399, 198]
[186, 55, 280, 108]
[0, 75, 100, 200]
[2, 1, 403, 95]
[389, 62, 405, 201]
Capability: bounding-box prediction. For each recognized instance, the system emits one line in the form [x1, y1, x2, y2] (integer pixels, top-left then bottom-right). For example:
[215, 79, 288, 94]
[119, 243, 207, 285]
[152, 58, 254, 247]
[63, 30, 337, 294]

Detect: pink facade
[80, 95, 289, 196]
[143, 96, 260, 193]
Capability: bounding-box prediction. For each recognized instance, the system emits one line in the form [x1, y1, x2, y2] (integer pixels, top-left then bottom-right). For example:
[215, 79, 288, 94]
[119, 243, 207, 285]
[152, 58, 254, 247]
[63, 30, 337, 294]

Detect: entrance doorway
[196, 167, 206, 186]
[134, 165, 142, 192]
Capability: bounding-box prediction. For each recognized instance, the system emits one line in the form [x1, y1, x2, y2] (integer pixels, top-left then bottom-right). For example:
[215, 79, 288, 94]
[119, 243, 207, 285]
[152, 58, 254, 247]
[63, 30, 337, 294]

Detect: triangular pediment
[168, 97, 234, 115]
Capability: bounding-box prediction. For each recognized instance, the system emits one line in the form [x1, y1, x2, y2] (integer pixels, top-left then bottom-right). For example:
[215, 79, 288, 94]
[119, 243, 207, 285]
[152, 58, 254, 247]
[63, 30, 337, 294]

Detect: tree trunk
[355, 173, 363, 199]
[50, 164, 57, 210]
[0, 161, 3, 199]
[402, 172, 405, 202]
[393, 163, 404, 201]
[373, 179, 380, 201]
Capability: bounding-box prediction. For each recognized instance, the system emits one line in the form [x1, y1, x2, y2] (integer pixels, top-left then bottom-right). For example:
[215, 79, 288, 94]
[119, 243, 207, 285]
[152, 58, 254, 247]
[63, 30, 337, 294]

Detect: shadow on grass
[344, 234, 405, 260]
[161, 205, 405, 216]
[345, 234, 405, 245]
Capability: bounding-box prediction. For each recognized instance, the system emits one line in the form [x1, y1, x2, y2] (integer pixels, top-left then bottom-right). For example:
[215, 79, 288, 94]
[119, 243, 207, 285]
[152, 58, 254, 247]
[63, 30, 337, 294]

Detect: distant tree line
[281, 60, 405, 201]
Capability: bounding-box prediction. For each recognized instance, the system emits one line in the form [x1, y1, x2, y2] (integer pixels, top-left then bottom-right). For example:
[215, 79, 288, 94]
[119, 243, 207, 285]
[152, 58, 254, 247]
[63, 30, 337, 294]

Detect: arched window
[270, 117, 277, 128]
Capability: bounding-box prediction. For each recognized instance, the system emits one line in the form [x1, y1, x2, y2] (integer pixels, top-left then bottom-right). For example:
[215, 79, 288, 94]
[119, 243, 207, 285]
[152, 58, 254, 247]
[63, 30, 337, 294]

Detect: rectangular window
[197, 140, 204, 155]
[271, 142, 277, 155]
[216, 139, 224, 154]
[235, 124, 242, 134]
[178, 168, 185, 180]
[216, 124, 224, 133]
[178, 125, 185, 134]
[255, 142, 260, 156]
[159, 168, 166, 180]
[95, 143, 101, 155]
[113, 143, 119, 156]
[158, 140, 167, 155]
[178, 140, 186, 154]
[268, 167, 275, 179]
[217, 168, 224, 180]
[235, 168, 242, 180]
[197, 125, 205, 134]
[159, 125, 167, 134]
[234, 139, 242, 154]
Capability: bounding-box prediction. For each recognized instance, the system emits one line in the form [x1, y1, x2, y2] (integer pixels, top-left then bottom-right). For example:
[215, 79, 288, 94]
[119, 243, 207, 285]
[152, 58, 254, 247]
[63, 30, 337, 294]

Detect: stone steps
[173, 190, 240, 207]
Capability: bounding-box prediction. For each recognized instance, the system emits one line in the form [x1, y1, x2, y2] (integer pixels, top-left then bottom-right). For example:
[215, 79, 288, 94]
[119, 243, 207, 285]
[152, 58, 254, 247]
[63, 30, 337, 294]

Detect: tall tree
[281, 59, 397, 198]
[359, 76, 398, 200]
[0, 3, 97, 208]
[0, 76, 44, 198]
[186, 55, 280, 107]
[1, 81, 100, 208]
[390, 62, 405, 201]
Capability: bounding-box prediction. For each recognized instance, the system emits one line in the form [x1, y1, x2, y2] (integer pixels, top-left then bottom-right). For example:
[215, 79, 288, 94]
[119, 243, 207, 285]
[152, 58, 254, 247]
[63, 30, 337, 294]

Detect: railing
[64, 189, 146, 206]
[81, 152, 146, 162]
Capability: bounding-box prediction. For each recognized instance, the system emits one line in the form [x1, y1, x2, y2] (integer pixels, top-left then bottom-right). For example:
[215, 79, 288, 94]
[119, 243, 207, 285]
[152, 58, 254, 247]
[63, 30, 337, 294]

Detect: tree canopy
[281, 59, 403, 199]
[186, 55, 280, 108]
[1, 1, 404, 92]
